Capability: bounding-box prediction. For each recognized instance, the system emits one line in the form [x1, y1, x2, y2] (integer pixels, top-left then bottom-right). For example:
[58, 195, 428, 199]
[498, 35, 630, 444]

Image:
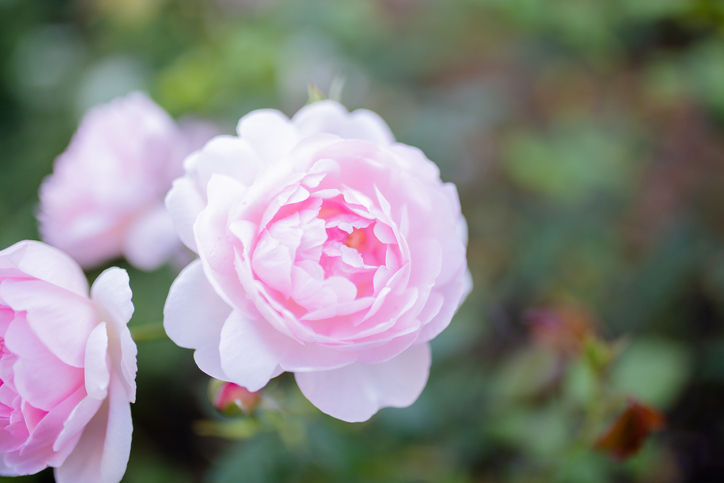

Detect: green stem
[130, 323, 168, 342]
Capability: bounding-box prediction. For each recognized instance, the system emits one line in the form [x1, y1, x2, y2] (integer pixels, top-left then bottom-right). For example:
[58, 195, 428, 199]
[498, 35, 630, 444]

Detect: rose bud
[209, 380, 261, 416]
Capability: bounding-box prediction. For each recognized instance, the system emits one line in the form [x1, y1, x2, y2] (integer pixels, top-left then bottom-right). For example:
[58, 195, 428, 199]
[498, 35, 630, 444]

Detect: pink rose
[164, 100, 470, 422]
[0, 241, 137, 482]
[38, 92, 216, 270]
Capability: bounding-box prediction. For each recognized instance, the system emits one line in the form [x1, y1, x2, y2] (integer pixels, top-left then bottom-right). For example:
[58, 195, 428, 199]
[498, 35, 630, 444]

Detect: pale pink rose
[164, 100, 470, 422]
[0, 240, 137, 482]
[38, 92, 216, 271]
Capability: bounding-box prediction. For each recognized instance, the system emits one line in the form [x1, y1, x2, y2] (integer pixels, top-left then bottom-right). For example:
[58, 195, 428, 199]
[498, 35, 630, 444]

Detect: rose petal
[117, 327, 138, 404]
[236, 109, 299, 163]
[218, 311, 282, 392]
[164, 259, 231, 381]
[292, 100, 395, 145]
[417, 272, 471, 344]
[84, 323, 110, 400]
[0, 241, 88, 297]
[90, 268, 134, 330]
[0, 457, 18, 476]
[353, 331, 418, 365]
[4, 315, 83, 411]
[165, 176, 206, 253]
[295, 343, 431, 422]
[0, 279, 97, 368]
[53, 395, 103, 452]
[195, 174, 252, 309]
[54, 376, 132, 483]
[3, 386, 85, 475]
[219, 311, 357, 390]
[90, 268, 136, 403]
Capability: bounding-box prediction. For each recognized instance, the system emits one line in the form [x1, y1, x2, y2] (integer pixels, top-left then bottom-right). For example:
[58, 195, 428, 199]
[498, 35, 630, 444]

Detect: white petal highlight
[163, 259, 231, 380]
[84, 323, 110, 400]
[218, 311, 282, 392]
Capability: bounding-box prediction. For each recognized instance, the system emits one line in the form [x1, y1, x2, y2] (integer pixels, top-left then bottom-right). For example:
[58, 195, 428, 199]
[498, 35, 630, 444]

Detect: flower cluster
[0, 93, 468, 482]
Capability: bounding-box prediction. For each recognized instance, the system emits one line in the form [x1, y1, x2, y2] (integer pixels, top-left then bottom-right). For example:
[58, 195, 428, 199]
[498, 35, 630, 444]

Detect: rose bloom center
[248, 192, 404, 332]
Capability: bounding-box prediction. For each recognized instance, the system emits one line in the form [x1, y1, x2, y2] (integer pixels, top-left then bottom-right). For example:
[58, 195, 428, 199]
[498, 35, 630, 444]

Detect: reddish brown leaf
[594, 399, 666, 460]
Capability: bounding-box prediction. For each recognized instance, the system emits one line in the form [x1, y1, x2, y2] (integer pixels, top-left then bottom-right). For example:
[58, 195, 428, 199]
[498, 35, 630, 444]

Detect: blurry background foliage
[2, 0, 724, 481]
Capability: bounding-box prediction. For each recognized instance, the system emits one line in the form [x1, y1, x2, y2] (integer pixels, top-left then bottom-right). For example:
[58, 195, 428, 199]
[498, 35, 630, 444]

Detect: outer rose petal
[236, 110, 300, 163]
[0, 241, 88, 297]
[0, 459, 16, 476]
[295, 343, 431, 422]
[166, 135, 265, 254]
[84, 323, 110, 400]
[90, 268, 137, 403]
[90, 269, 134, 342]
[217, 311, 360, 392]
[417, 271, 472, 344]
[164, 260, 231, 381]
[292, 100, 395, 145]
[218, 311, 281, 392]
[219, 308, 358, 376]
[165, 176, 205, 252]
[54, 377, 132, 483]
[53, 395, 104, 452]
[118, 328, 138, 404]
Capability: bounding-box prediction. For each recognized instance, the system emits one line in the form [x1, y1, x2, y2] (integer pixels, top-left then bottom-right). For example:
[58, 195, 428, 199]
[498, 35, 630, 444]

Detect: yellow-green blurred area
[3, 0, 724, 481]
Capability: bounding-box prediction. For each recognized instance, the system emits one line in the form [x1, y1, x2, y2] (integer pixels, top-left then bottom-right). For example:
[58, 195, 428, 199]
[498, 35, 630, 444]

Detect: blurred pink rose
[0, 241, 137, 482]
[38, 92, 216, 270]
[164, 100, 470, 422]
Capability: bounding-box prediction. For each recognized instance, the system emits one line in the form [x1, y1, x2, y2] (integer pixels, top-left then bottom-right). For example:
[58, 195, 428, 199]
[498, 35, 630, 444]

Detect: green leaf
[610, 338, 691, 408]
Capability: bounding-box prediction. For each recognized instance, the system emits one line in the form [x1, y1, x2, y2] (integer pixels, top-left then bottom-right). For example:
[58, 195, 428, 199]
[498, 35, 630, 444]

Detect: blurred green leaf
[210, 434, 296, 483]
[502, 123, 636, 204]
[562, 358, 599, 407]
[493, 347, 560, 403]
[611, 338, 691, 408]
[686, 40, 724, 115]
[490, 404, 570, 459]
[620, 0, 689, 20]
[554, 451, 609, 483]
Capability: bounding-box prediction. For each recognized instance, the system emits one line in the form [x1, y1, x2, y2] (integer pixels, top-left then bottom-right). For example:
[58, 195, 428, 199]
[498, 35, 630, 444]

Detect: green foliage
[611, 338, 691, 408]
[502, 123, 637, 204]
